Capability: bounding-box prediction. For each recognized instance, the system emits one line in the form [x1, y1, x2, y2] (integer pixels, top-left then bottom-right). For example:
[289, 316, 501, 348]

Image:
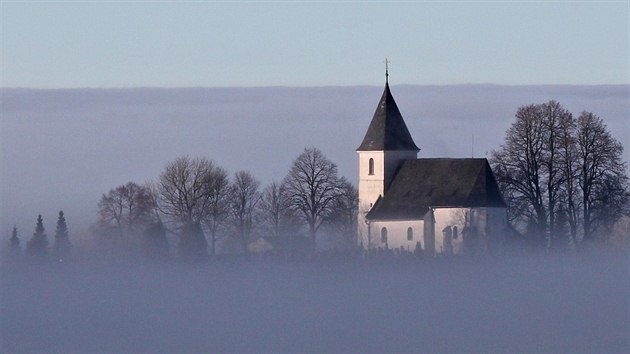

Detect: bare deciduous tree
[492, 102, 629, 248]
[577, 112, 629, 243]
[541, 101, 573, 247]
[258, 181, 303, 241]
[97, 182, 156, 240]
[158, 157, 213, 224]
[157, 156, 227, 258]
[259, 181, 288, 239]
[283, 147, 342, 249]
[202, 166, 230, 256]
[557, 113, 580, 245]
[228, 171, 261, 253]
[491, 104, 547, 243]
[324, 178, 358, 250]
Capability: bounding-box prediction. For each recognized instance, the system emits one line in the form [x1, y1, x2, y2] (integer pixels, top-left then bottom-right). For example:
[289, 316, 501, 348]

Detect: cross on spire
[384, 58, 390, 83]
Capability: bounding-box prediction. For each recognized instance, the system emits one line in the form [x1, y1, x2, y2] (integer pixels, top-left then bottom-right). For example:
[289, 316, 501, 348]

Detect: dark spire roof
[366, 158, 507, 220]
[357, 82, 419, 151]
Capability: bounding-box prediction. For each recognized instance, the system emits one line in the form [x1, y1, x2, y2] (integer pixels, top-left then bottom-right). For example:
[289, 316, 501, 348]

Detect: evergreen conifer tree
[143, 220, 169, 260]
[9, 226, 20, 252]
[53, 210, 71, 260]
[26, 214, 48, 257]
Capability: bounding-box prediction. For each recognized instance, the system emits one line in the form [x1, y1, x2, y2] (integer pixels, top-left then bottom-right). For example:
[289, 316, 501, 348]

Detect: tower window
[407, 227, 413, 241]
[368, 158, 375, 175]
[381, 227, 388, 243]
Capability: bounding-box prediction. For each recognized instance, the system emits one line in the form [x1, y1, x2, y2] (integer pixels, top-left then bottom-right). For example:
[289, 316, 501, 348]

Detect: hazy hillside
[2, 85, 628, 238]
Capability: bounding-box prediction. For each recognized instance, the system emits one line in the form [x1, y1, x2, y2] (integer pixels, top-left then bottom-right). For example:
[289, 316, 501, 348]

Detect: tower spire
[357, 67, 419, 152]
[384, 58, 390, 83]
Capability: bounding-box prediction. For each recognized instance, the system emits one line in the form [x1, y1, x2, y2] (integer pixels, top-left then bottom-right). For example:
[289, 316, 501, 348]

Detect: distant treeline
[89, 147, 356, 261]
[6, 100, 630, 263]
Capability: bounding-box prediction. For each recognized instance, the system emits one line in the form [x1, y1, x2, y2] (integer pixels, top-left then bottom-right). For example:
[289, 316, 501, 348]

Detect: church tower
[356, 71, 419, 248]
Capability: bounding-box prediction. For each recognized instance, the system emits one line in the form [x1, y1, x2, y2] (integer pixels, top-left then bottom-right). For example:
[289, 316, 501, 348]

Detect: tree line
[6, 101, 628, 261]
[93, 147, 358, 260]
[491, 100, 629, 250]
[7, 211, 71, 261]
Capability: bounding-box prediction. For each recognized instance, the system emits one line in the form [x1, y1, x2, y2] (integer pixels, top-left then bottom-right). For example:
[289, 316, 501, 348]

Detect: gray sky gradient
[2, 1, 628, 88]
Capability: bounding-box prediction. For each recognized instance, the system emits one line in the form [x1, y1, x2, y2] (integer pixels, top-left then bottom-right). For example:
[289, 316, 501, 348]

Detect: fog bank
[2, 253, 628, 352]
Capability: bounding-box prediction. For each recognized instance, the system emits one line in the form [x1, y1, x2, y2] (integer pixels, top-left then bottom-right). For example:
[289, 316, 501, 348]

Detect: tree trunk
[309, 222, 316, 251]
[209, 229, 216, 256]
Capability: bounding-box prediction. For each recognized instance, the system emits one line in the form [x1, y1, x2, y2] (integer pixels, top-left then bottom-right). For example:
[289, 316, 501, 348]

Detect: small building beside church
[357, 77, 508, 255]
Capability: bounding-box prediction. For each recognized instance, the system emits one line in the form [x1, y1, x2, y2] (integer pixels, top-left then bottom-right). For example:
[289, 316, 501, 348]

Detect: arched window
[381, 227, 388, 243]
[368, 158, 375, 175]
[407, 227, 413, 241]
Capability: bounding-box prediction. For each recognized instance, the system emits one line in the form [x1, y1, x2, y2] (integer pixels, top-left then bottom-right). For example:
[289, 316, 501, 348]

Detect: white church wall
[357, 150, 417, 250]
[364, 207, 508, 255]
[433, 207, 508, 255]
[358, 152, 385, 222]
[357, 151, 385, 246]
[369, 220, 424, 252]
[357, 151, 416, 216]
[433, 208, 467, 255]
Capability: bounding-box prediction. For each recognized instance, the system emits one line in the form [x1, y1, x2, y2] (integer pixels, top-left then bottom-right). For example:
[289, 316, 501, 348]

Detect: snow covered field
[2, 252, 628, 353]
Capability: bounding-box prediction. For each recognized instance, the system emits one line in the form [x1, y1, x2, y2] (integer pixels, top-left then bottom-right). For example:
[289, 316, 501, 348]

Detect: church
[357, 73, 508, 256]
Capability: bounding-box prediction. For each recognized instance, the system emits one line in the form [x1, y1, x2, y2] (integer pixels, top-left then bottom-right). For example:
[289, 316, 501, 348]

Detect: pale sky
[1, 1, 628, 88]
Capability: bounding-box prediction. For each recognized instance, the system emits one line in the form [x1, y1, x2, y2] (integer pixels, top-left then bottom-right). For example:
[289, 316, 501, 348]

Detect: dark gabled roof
[366, 158, 507, 220]
[357, 83, 419, 151]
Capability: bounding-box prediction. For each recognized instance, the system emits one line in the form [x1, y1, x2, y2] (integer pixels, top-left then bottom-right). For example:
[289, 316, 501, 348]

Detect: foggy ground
[2, 85, 628, 239]
[2, 252, 628, 353]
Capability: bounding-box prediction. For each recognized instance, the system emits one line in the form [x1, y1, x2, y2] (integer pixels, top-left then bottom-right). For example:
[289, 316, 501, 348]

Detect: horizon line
[3, 83, 629, 91]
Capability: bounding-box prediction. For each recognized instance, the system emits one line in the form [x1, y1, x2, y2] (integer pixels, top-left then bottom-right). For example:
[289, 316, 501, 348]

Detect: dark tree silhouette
[540, 101, 574, 248]
[258, 181, 300, 241]
[492, 102, 629, 248]
[142, 219, 169, 260]
[157, 156, 229, 258]
[324, 178, 358, 250]
[53, 210, 71, 260]
[9, 226, 20, 252]
[557, 114, 580, 245]
[178, 222, 207, 261]
[576, 112, 630, 243]
[27, 214, 48, 257]
[283, 147, 343, 250]
[97, 182, 157, 241]
[259, 181, 288, 239]
[202, 165, 230, 256]
[228, 171, 261, 253]
[492, 103, 547, 244]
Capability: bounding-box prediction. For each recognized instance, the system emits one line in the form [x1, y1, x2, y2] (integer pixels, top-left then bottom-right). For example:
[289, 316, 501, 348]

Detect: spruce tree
[53, 210, 71, 260]
[143, 220, 169, 260]
[27, 214, 48, 257]
[9, 226, 20, 252]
